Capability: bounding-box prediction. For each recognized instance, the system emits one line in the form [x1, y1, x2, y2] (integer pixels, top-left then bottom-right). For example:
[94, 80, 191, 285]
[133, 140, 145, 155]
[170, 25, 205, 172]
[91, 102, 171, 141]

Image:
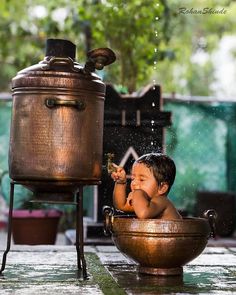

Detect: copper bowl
[104, 208, 216, 276]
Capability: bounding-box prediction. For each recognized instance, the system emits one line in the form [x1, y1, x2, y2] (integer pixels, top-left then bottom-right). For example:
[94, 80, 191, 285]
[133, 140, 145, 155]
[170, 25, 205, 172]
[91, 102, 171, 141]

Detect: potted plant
[0, 171, 63, 245]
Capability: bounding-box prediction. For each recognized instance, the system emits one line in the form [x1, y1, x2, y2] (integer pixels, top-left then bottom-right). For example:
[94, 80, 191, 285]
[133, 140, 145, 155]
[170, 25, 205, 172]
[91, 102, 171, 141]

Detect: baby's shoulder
[152, 195, 169, 205]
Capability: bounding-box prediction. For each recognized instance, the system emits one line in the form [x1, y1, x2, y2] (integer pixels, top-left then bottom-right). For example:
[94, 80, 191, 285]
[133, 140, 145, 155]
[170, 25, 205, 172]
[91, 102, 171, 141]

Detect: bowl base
[138, 266, 183, 276]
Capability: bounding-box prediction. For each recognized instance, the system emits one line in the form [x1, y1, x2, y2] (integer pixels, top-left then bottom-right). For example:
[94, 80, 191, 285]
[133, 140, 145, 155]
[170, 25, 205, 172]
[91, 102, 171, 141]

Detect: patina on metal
[1, 39, 116, 280]
[9, 38, 116, 203]
[104, 207, 216, 276]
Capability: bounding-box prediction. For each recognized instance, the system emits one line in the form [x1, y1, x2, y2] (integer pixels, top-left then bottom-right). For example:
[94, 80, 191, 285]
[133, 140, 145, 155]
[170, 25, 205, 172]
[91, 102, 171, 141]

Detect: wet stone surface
[0, 265, 103, 295]
[96, 246, 236, 294]
[106, 264, 236, 294]
[0, 245, 236, 294]
[0, 252, 124, 295]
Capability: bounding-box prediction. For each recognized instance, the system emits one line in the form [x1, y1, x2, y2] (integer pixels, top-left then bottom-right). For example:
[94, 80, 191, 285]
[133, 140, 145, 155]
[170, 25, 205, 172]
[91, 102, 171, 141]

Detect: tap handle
[84, 48, 116, 72]
[106, 153, 116, 174]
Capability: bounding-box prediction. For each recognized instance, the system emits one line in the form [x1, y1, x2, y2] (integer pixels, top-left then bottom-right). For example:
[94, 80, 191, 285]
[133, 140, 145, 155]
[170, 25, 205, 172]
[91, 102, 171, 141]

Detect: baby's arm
[111, 164, 134, 212]
[132, 189, 166, 218]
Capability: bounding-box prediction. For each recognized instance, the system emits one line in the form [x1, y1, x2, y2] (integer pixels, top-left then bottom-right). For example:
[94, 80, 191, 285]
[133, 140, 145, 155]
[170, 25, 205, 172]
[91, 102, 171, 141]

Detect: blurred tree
[156, 0, 236, 96]
[0, 0, 235, 94]
[0, 0, 172, 92]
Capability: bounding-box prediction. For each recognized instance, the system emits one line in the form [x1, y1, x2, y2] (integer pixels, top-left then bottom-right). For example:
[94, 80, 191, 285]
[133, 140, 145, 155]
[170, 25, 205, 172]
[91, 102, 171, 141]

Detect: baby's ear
[158, 182, 169, 195]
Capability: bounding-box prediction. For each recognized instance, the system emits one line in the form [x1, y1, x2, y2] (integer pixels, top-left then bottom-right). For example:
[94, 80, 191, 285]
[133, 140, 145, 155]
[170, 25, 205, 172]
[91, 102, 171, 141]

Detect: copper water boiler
[9, 39, 116, 202]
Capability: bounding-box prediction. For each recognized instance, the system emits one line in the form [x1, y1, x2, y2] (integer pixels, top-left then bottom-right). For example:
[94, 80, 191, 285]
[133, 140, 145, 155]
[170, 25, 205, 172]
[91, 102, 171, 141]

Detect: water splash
[150, 3, 161, 149]
[153, 2, 160, 91]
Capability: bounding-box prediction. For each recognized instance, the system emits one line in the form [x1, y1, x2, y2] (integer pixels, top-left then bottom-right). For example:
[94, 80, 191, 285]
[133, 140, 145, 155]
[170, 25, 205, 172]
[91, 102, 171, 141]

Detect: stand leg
[76, 186, 87, 279]
[0, 181, 14, 275]
[75, 190, 82, 271]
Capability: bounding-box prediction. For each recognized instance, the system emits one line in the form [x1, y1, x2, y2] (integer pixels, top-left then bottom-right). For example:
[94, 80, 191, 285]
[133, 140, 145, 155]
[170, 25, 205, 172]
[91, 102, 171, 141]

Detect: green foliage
[81, 0, 167, 92]
[0, 0, 235, 93]
[0, 0, 170, 93]
[156, 0, 236, 95]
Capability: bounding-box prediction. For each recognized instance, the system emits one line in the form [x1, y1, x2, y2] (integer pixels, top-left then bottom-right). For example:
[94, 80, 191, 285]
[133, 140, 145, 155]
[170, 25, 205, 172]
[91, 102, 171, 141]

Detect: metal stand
[0, 181, 14, 275]
[76, 185, 87, 279]
[0, 180, 89, 279]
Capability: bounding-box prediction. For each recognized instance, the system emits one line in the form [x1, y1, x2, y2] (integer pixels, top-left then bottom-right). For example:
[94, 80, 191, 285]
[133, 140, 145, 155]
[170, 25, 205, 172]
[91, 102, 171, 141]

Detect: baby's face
[130, 163, 159, 198]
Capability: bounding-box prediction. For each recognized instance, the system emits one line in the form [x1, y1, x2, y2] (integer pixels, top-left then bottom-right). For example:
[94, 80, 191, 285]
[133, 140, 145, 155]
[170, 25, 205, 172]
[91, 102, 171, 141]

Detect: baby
[111, 153, 182, 220]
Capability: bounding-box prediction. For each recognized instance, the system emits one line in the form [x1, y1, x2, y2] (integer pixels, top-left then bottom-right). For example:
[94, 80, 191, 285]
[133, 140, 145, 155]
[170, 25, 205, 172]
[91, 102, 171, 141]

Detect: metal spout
[84, 48, 116, 73]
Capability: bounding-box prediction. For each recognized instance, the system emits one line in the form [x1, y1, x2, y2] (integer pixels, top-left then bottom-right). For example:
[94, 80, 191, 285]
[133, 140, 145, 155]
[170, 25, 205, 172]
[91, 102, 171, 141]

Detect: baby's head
[134, 153, 176, 194]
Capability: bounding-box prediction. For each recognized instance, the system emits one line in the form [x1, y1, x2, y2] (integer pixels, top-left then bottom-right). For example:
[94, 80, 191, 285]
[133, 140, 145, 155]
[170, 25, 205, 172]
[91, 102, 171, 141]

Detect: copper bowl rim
[110, 215, 211, 236]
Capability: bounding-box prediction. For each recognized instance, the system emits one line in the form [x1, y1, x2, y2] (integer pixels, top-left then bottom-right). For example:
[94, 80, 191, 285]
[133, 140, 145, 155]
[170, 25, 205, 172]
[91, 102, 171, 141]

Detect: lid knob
[45, 38, 76, 59]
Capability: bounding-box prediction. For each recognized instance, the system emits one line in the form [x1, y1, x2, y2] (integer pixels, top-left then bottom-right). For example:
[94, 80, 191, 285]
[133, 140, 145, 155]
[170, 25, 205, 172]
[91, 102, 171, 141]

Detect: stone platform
[0, 233, 236, 294]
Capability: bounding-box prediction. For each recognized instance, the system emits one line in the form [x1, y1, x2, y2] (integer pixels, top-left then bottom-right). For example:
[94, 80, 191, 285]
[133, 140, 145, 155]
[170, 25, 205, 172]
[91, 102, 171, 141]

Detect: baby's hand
[111, 163, 126, 183]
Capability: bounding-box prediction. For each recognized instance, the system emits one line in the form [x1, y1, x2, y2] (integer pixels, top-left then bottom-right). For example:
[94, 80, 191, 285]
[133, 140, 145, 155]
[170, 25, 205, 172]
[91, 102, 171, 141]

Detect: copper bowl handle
[103, 206, 114, 236]
[203, 209, 218, 238]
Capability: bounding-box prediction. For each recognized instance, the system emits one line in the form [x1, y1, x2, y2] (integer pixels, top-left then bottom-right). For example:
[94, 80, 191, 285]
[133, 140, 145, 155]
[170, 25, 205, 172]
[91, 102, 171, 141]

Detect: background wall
[165, 99, 236, 214]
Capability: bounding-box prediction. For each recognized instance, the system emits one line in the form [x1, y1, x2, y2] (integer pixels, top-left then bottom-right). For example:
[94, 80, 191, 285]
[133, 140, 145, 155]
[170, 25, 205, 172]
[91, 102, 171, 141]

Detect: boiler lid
[12, 39, 116, 93]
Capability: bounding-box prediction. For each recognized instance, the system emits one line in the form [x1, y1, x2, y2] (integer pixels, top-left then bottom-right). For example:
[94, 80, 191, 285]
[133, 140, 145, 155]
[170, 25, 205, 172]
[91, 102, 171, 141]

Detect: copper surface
[8, 41, 115, 201]
[138, 266, 183, 276]
[9, 89, 104, 181]
[109, 216, 211, 276]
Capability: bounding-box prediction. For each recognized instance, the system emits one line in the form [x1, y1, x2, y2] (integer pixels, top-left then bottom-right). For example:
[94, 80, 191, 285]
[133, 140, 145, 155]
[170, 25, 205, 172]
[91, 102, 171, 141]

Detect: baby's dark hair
[135, 153, 176, 193]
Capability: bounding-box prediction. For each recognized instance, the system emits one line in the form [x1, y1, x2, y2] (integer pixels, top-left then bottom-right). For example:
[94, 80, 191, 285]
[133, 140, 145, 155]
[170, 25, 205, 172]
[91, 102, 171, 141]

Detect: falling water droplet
[151, 141, 154, 145]
[152, 102, 155, 107]
[153, 79, 156, 89]
[153, 6, 159, 91]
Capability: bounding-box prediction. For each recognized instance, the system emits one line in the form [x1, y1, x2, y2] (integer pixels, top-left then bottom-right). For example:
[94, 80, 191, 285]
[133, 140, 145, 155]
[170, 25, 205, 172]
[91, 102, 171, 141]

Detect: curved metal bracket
[45, 98, 86, 111]
[40, 57, 80, 72]
[203, 209, 218, 238]
[103, 206, 114, 236]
